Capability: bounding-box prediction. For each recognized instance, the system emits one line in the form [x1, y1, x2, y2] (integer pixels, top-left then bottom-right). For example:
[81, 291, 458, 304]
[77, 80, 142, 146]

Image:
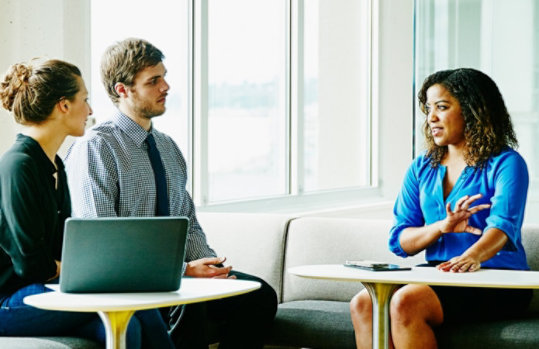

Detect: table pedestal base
[98, 310, 135, 349]
[363, 282, 399, 349]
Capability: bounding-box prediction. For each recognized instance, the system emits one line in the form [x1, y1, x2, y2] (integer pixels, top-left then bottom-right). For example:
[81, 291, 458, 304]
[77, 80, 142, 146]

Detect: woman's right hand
[47, 260, 61, 281]
[439, 194, 490, 235]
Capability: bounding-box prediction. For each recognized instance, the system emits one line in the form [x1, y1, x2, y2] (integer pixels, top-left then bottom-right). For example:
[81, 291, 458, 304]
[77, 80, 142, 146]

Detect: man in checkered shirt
[65, 38, 277, 349]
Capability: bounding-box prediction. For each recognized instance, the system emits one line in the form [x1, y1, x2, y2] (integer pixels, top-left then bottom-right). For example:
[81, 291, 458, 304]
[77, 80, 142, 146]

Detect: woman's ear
[57, 99, 69, 113]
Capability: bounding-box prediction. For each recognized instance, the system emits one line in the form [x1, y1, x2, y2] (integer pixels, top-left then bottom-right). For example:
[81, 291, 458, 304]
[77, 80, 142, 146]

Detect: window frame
[191, 0, 378, 210]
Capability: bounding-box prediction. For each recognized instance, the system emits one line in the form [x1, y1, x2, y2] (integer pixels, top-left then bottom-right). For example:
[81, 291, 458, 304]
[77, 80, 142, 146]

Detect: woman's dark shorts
[419, 261, 533, 323]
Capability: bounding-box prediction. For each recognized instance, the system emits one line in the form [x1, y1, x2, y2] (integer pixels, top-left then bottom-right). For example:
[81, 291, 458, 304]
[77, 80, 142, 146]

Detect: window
[301, 1, 371, 192]
[91, 0, 374, 208]
[206, 0, 287, 202]
[415, 0, 539, 223]
[90, 0, 190, 153]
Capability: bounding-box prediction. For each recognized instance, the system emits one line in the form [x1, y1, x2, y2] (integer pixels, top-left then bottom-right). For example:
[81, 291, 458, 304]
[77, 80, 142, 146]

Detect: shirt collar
[112, 110, 154, 147]
[16, 134, 62, 175]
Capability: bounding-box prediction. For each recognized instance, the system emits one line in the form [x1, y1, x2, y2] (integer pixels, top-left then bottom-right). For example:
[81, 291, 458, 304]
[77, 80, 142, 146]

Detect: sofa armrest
[197, 212, 294, 302]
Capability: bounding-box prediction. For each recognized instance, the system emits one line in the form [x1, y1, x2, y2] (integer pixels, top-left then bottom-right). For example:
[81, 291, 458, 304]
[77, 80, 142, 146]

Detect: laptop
[59, 216, 189, 293]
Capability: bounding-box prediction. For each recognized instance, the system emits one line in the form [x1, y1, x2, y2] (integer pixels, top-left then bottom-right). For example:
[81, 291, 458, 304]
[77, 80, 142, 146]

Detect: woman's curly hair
[417, 68, 518, 168]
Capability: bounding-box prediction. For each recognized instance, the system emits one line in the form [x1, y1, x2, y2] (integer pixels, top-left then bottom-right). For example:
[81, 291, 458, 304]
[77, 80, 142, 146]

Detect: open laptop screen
[59, 216, 188, 293]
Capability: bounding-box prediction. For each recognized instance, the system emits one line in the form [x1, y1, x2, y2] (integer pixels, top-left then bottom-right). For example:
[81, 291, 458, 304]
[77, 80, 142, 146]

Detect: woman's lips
[431, 127, 442, 136]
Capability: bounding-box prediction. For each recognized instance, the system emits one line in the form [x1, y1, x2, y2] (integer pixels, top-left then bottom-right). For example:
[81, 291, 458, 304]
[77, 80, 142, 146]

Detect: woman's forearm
[461, 228, 508, 262]
[399, 221, 444, 255]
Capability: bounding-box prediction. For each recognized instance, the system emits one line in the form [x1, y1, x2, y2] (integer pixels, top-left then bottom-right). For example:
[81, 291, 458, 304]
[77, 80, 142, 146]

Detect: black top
[0, 134, 70, 295]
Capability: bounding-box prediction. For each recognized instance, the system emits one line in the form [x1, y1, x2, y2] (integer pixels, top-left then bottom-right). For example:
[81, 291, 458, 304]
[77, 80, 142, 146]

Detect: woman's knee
[350, 289, 372, 318]
[390, 285, 442, 326]
[126, 316, 142, 349]
[2, 284, 51, 308]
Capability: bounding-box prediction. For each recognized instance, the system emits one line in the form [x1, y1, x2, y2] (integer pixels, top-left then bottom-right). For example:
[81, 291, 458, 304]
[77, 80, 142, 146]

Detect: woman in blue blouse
[350, 68, 532, 349]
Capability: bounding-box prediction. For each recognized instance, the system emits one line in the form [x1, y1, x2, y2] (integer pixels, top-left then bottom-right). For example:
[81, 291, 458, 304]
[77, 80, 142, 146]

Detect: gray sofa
[0, 337, 100, 349]
[3, 212, 539, 348]
[200, 212, 539, 349]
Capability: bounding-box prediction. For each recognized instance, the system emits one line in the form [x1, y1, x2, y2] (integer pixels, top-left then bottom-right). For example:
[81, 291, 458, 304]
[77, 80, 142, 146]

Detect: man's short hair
[101, 38, 164, 105]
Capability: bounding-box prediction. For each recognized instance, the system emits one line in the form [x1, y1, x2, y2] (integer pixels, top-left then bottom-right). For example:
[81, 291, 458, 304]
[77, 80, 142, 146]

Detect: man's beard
[135, 101, 166, 119]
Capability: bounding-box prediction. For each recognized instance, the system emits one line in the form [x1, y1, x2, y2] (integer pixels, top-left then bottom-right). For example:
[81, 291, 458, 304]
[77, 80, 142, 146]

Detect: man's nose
[161, 79, 170, 92]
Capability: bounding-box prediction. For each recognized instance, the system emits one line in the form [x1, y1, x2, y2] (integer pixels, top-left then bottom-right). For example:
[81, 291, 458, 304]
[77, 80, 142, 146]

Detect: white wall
[0, 0, 90, 155]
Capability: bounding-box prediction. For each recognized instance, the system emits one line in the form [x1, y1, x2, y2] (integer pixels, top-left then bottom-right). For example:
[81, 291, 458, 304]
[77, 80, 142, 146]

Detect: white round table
[24, 278, 261, 349]
[289, 264, 539, 349]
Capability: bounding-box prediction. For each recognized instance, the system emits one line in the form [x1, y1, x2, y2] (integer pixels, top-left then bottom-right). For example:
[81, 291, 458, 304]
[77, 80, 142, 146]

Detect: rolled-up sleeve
[389, 160, 425, 257]
[484, 152, 528, 251]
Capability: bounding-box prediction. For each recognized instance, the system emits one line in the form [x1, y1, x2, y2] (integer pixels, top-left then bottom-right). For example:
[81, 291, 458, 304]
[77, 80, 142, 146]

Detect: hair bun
[0, 63, 33, 112]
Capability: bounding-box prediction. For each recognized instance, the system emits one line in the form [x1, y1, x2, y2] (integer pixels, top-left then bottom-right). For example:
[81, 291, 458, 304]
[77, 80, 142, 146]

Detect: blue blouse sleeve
[389, 157, 426, 257]
[484, 151, 528, 251]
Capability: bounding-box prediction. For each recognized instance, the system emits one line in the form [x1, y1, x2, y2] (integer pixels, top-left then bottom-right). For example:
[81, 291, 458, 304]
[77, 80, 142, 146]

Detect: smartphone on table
[344, 260, 411, 271]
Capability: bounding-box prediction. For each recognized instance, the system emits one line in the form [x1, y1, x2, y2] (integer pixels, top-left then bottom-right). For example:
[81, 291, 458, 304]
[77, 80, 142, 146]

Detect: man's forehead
[135, 62, 166, 80]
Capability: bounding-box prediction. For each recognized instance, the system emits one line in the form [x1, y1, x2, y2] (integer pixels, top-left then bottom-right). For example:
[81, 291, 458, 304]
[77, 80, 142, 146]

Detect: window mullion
[290, 0, 304, 196]
[192, 0, 209, 206]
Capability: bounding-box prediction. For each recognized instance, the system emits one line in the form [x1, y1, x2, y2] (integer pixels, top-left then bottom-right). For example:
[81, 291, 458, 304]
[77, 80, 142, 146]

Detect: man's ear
[114, 82, 129, 99]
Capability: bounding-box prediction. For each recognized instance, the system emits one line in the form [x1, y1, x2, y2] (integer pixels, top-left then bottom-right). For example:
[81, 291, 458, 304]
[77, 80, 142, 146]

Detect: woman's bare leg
[389, 284, 443, 349]
[351, 289, 376, 349]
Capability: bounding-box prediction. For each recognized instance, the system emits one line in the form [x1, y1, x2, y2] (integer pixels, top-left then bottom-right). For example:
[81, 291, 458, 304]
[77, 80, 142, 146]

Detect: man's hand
[439, 194, 490, 235]
[185, 257, 235, 278]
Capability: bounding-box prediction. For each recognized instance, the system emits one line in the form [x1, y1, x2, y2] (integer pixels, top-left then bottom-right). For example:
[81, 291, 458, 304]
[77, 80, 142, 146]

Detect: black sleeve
[0, 154, 57, 282]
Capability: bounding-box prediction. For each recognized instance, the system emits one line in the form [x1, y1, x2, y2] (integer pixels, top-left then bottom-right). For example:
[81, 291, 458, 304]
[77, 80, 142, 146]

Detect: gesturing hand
[185, 256, 234, 278]
[439, 194, 490, 235]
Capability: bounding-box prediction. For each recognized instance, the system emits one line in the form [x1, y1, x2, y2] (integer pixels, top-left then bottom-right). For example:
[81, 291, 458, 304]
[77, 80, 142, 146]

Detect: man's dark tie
[146, 133, 169, 216]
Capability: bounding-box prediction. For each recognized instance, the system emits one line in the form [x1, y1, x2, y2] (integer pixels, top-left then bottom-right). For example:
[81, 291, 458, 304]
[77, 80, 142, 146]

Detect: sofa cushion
[269, 300, 355, 349]
[522, 224, 539, 312]
[437, 316, 539, 349]
[283, 217, 424, 302]
[197, 212, 294, 302]
[0, 337, 100, 348]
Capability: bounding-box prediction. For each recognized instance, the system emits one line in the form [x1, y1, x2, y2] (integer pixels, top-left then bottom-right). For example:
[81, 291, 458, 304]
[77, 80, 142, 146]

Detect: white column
[0, 0, 90, 156]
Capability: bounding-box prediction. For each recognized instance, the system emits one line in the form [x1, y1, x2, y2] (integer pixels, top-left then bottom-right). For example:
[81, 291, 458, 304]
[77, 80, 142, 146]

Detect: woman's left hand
[437, 254, 481, 273]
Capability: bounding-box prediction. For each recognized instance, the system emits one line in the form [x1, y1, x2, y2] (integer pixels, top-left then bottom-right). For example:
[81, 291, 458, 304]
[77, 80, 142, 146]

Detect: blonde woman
[0, 59, 174, 348]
